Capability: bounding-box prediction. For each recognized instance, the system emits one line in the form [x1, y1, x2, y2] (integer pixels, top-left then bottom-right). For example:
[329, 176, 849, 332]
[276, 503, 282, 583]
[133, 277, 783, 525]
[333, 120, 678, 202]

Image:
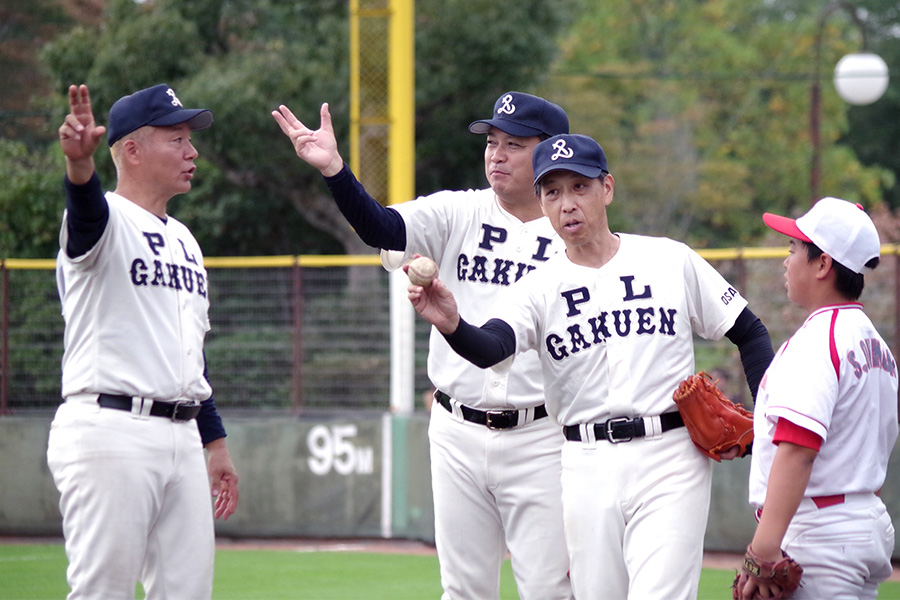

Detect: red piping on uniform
[828, 309, 840, 380]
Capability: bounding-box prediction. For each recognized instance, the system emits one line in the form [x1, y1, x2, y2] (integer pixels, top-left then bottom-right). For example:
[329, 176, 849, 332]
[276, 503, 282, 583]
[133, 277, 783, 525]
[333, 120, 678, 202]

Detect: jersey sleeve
[773, 417, 823, 451]
[683, 245, 747, 340]
[764, 327, 838, 440]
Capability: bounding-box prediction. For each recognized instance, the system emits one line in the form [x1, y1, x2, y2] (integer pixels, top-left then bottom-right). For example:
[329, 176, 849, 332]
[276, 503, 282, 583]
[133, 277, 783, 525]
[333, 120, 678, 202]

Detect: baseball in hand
[407, 256, 438, 287]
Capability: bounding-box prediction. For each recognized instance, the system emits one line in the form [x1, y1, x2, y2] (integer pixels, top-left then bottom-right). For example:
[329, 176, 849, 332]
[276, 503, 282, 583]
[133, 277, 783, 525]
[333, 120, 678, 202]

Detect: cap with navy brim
[107, 84, 213, 146]
[468, 91, 569, 138]
[532, 134, 608, 185]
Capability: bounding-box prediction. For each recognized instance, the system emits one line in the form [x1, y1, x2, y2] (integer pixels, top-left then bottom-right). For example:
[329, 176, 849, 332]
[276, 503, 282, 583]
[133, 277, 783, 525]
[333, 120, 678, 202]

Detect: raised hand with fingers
[272, 102, 344, 177]
[59, 85, 106, 184]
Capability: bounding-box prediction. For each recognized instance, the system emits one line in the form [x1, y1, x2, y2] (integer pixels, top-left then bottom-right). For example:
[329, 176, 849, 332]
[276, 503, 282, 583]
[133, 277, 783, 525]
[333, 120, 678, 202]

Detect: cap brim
[148, 108, 214, 131]
[534, 165, 605, 186]
[763, 213, 812, 243]
[468, 119, 543, 138]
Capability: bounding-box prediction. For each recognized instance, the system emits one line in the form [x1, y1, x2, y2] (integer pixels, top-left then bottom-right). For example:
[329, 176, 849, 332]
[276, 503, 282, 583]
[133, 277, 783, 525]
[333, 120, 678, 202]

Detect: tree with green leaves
[0, 140, 63, 258]
[6, 0, 896, 256]
[839, 0, 900, 209]
[28, 0, 580, 257]
[547, 0, 898, 248]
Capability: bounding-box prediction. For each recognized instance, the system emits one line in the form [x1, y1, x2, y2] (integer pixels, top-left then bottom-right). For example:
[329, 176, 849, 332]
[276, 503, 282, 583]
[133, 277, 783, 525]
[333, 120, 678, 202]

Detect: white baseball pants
[561, 427, 712, 600]
[47, 399, 215, 600]
[782, 493, 894, 600]
[429, 402, 573, 600]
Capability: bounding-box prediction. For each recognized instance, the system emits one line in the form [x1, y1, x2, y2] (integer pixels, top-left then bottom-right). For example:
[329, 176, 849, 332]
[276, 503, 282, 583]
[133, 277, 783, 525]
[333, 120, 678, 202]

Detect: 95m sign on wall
[306, 424, 376, 476]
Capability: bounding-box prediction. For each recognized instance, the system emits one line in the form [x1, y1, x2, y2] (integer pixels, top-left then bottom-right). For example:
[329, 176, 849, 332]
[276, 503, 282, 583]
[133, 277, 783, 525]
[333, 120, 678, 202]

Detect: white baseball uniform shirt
[384, 187, 573, 600]
[491, 233, 747, 424]
[749, 303, 899, 506]
[479, 232, 746, 599]
[57, 192, 212, 402]
[384, 187, 560, 409]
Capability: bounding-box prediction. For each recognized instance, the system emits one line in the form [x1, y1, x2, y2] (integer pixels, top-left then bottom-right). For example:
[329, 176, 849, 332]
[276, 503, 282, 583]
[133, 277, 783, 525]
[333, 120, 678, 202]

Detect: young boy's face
[783, 239, 819, 310]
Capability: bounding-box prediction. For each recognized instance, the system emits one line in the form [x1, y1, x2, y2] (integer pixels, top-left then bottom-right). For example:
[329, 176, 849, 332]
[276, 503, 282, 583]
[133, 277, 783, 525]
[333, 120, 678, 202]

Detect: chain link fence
[2, 250, 898, 415]
[0, 258, 432, 414]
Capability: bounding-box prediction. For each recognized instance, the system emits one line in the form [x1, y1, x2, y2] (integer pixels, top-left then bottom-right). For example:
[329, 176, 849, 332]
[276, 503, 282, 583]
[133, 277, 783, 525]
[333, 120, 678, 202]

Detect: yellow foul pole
[387, 0, 416, 424]
[348, 0, 361, 174]
[388, 0, 414, 206]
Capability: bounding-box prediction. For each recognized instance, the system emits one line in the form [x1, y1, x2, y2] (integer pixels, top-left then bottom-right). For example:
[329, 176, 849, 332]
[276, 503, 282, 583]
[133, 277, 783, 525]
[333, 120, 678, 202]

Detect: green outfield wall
[3, 413, 900, 557]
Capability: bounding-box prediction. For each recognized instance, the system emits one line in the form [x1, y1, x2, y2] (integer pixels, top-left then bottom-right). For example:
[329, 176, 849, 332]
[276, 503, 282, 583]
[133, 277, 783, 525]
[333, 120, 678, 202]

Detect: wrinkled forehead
[158, 122, 193, 133]
[485, 126, 542, 144]
[537, 168, 600, 186]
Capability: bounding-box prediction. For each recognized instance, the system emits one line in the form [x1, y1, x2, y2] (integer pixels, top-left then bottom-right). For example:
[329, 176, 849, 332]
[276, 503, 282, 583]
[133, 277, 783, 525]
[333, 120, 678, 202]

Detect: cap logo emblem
[166, 88, 184, 108]
[497, 94, 516, 116]
[550, 139, 574, 161]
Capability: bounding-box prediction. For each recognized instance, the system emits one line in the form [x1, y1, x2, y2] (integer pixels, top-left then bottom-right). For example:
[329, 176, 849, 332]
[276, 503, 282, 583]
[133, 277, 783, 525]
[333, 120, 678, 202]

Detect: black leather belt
[97, 393, 201, 422]
[564, 412, 684, 443]
[435, 390, 547, 430]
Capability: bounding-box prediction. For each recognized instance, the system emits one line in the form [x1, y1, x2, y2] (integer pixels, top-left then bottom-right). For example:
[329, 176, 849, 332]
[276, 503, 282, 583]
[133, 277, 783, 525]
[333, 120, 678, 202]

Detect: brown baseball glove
[672, 371, 754, 461]
[732, 545, 803, 599]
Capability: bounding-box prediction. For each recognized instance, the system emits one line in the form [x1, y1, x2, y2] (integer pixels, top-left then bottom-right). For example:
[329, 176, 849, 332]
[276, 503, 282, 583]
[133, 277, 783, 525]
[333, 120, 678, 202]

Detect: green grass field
[2, 542, 900, 599]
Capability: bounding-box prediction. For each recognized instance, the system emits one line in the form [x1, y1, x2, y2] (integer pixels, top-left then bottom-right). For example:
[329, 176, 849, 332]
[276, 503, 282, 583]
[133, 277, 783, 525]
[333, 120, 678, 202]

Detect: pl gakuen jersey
[491, 233, 747, 426]
[384, 187, 561, 409]
[57, 192, 212, 402]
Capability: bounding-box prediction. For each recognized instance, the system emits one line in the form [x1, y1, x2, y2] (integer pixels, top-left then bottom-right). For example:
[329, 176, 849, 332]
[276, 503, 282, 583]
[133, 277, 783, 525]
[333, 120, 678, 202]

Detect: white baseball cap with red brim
[763, 197, 881, 274]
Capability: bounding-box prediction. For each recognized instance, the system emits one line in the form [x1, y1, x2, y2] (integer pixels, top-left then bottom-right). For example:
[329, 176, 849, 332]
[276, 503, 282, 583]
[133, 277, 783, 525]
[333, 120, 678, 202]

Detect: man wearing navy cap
[273, 93, 574, 599]
[48, 84, 238, 599]
[408, 133, 774, 599]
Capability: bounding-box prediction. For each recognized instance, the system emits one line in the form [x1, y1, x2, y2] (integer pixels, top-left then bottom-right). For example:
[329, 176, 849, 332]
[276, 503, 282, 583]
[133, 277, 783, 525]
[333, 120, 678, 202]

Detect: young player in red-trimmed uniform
[736, 197, 898, 599]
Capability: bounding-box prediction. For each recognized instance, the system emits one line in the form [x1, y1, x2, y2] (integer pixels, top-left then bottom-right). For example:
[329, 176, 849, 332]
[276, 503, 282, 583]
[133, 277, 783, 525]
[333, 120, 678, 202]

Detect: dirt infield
[216, 536, 746, 568]
[7, 536, 900, 581]
[215, 537, 439, 555]
[214, 538, 900, 582]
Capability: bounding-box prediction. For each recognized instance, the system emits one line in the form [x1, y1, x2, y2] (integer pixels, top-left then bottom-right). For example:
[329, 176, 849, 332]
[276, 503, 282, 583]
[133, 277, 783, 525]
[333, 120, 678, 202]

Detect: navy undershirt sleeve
[197, 354, 227, 445]
[724, 307, 775, 401]
[64, 173, 109, 258]
[442, 318, 516, 369]
[323, 164, 407, 250]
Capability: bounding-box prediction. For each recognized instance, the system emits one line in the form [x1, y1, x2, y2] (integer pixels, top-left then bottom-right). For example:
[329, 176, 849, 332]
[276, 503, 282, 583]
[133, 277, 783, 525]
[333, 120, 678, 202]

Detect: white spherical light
[833, 52, 889, 105]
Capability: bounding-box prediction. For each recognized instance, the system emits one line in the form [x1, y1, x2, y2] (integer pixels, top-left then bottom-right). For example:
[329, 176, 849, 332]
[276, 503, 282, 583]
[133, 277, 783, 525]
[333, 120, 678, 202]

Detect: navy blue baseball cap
[533, 134, 608, 185]
[107, 84, 213, 146]
[468, 91, 569, 138]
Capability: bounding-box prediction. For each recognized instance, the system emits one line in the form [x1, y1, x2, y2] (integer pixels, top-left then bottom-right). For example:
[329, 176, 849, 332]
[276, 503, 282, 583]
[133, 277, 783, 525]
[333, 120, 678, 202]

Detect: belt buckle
[605, 417, 633, 443]
[170, 400, 194, 422]
[485, 410, 513, 430]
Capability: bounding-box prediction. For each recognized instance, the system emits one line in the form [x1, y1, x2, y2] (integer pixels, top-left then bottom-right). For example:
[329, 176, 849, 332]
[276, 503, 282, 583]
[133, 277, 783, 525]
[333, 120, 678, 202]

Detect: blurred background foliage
[1, 0, 899, 258]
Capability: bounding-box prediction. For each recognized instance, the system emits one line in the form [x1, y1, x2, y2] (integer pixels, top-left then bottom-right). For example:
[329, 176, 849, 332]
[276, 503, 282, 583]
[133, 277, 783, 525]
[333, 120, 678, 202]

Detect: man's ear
[603, 173, 615, 207]
[121, 138, 141, 164]
[538, 190, 548, 217]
